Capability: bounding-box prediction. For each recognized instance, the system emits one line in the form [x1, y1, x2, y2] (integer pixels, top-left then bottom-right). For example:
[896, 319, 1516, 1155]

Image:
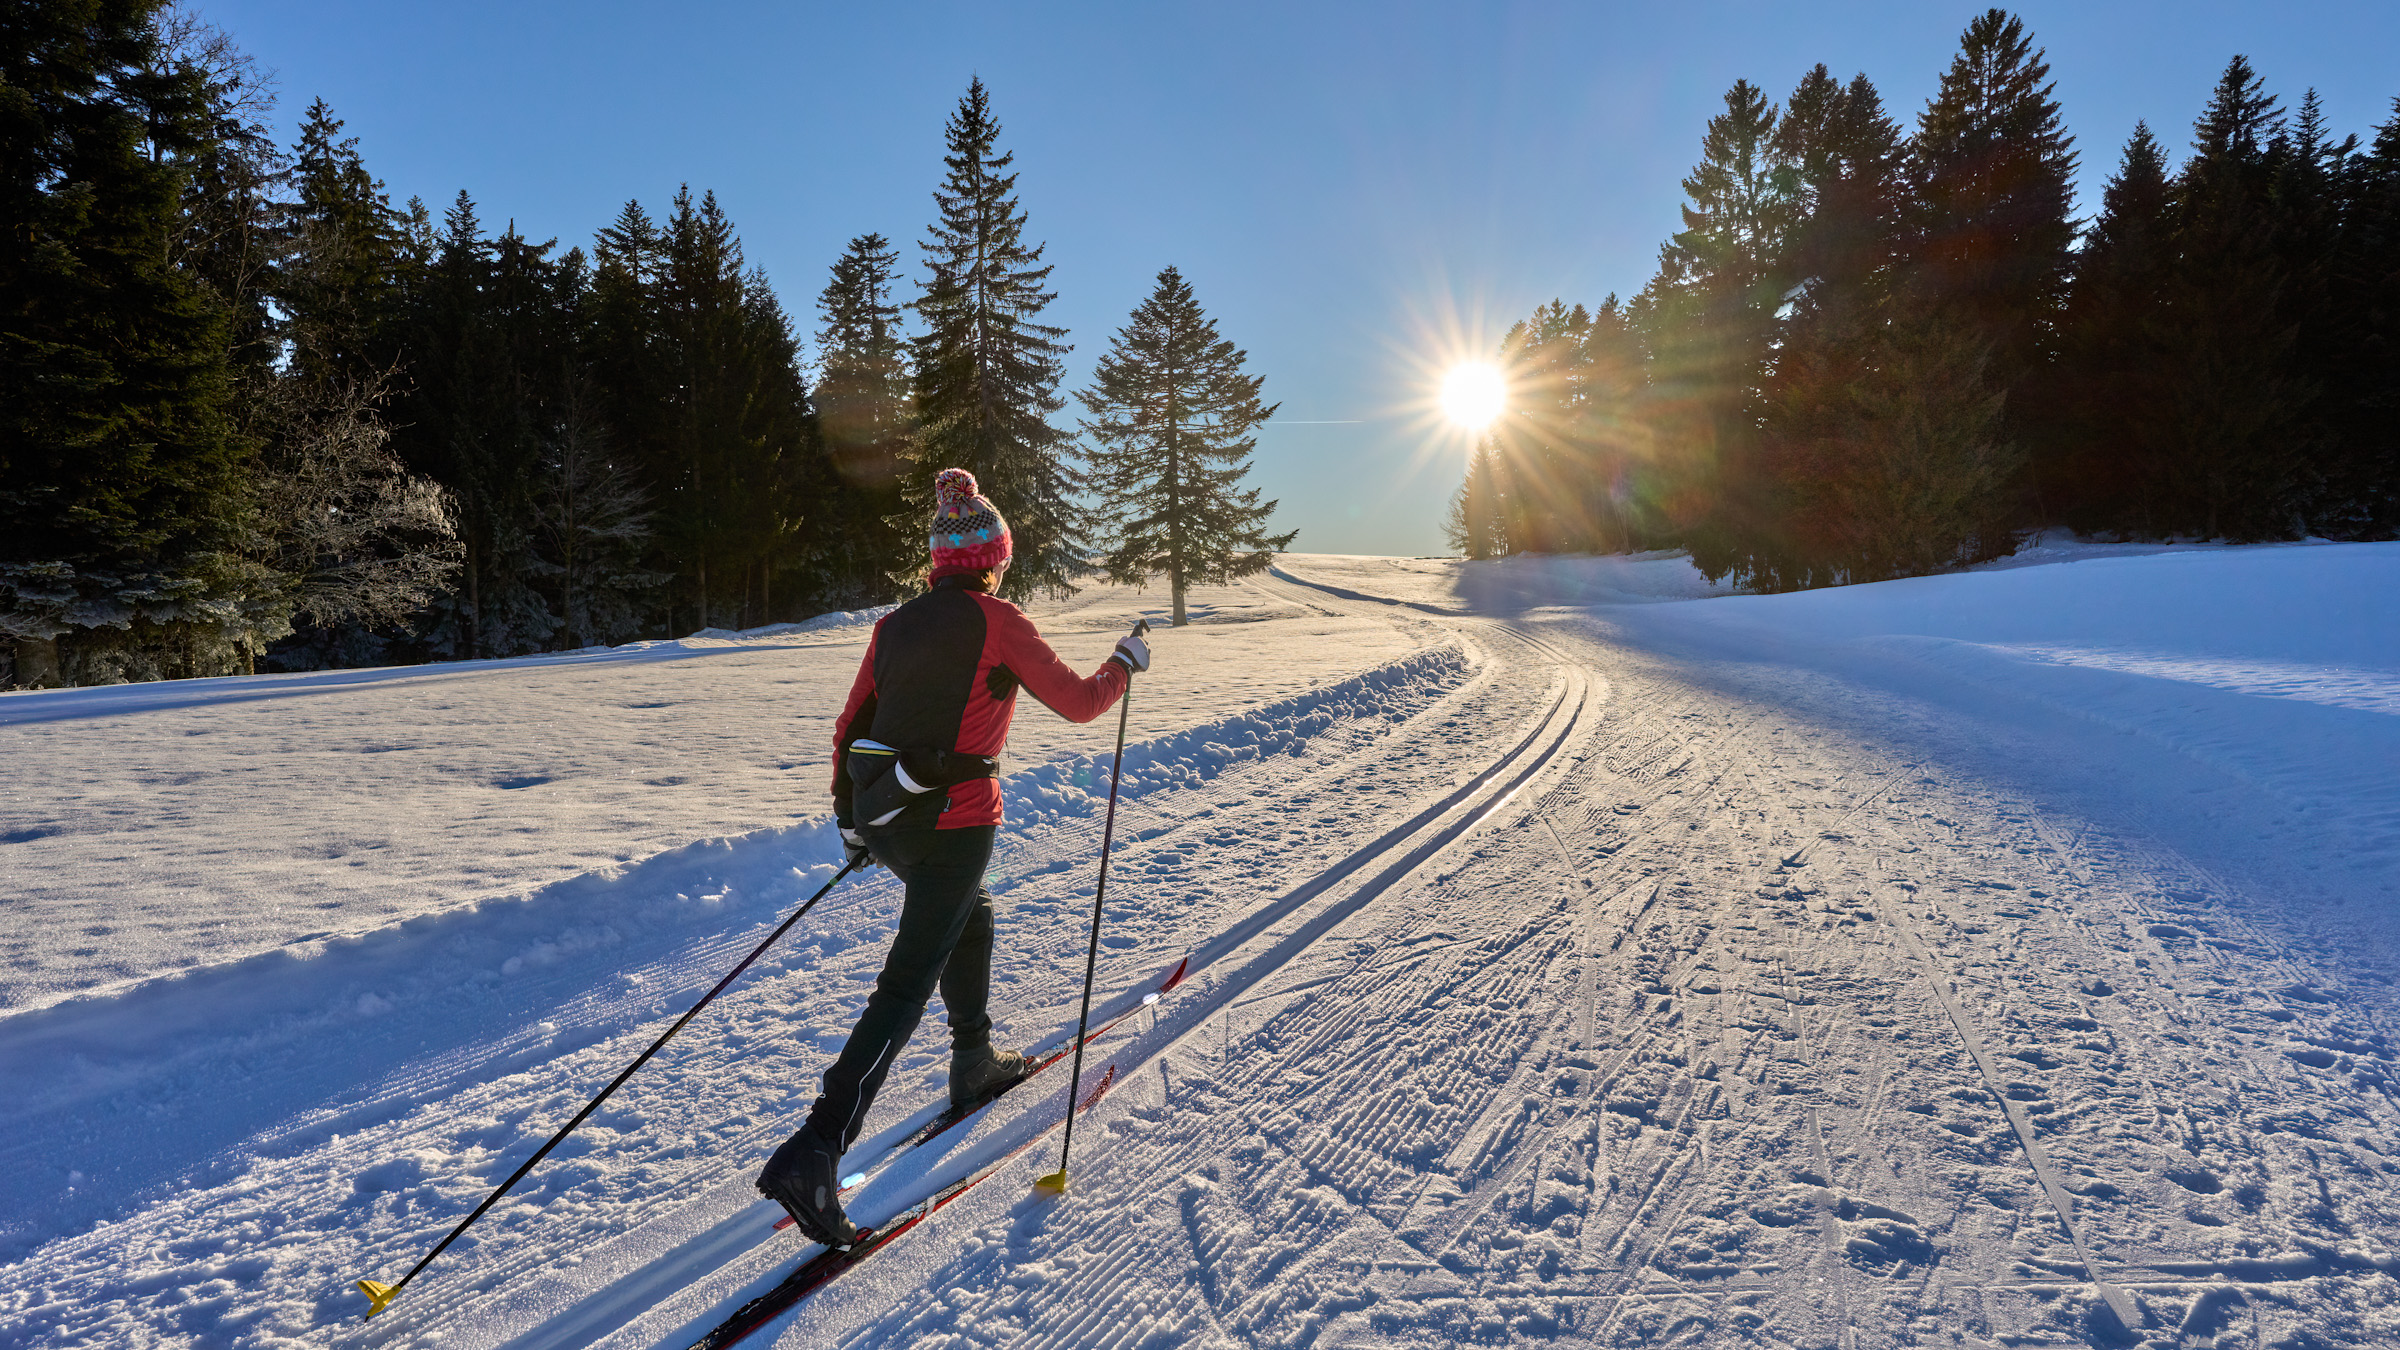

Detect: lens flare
[1438, 363, 1506, 429]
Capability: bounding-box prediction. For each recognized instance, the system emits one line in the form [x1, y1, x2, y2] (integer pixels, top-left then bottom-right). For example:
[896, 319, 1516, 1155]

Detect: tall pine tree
[1776, 67, 1906, 301]
[161, 7, 284, 377]
[652, 187, 812, 630]
[1443, 440, 1506, 560]
[909, 78, 1083, 598]
[2055, 123, 2177, 532]
[2, 0, 258, 685]
[277, 98, 408, 387]
[2154, 57, 2313, 539]
[2325, 100, 2400, 535]
[1910, 9, 2075, 529]
[1079, 267, 1294, 625]
[1641, 77, 1796, 580]
[814, 233, 913, 602]
[391, 193, 565, 657]
[1742, 67, 1910, 590]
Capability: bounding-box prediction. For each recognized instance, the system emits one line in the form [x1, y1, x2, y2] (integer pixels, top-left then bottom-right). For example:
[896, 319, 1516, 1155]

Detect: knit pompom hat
[928, 468, 1012, 574]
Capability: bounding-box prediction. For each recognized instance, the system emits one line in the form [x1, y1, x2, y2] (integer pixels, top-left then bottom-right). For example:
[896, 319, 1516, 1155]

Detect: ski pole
[1037, 620, 1147, 1194]
[356, 854, 868, 1319]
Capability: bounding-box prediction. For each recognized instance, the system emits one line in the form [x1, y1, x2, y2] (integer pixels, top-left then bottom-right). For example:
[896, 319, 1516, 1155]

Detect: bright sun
[1439, 362, 1506, 429]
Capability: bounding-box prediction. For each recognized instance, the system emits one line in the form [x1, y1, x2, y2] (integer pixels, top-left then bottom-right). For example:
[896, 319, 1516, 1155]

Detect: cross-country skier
[757, 468, 1152, 1247]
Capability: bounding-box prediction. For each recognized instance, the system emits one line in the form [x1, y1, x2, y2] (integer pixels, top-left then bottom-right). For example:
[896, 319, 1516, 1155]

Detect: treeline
[1449, 9, 2400, 588]
[3, 5, 1290, 687]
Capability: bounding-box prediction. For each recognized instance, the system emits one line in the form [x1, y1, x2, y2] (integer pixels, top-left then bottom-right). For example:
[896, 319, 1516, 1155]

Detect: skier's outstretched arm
[984, 600, 1129, 724]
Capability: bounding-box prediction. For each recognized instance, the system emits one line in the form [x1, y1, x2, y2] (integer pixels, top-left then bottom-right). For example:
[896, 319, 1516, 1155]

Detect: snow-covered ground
[4, 544, 2398, 1349]
[0, 584, 1420, 1015]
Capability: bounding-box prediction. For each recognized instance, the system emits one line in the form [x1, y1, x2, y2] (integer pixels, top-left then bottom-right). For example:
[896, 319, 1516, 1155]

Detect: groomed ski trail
[809, 569, 2400, 1350]
[445, 617, 1603, 1350]
[15, 557, 2399, 1350]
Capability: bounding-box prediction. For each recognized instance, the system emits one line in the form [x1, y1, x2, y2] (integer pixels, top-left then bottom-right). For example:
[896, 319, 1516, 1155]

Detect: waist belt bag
[847, 739, 1002, 826]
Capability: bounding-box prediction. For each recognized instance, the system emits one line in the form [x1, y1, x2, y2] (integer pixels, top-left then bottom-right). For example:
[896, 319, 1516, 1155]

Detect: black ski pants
[806, 824, 997, 1152]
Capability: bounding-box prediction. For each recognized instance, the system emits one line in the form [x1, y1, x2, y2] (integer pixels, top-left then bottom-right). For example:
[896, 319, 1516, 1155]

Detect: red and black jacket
[831, 576, 1129, 829]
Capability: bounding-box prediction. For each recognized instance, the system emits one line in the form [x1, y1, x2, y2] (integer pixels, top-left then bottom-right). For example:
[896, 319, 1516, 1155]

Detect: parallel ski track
[653, 615, 1598, 1347]
[859, 590, 1804, 1335]
[339, 623, 1494, 1346]
[837, 621, 1825, 1346]
[362, 602, 1588, 1350]
[1177, 609, 1925, 1341]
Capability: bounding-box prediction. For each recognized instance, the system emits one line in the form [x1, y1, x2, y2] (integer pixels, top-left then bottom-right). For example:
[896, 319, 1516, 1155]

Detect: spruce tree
[2277, 88, 2355, 532]
[2154, 56, 2313, 540]
[1776, 68, 1904, 303]
[1487, 300, 1588, 555]
[1442, 442, 1502, 560]
[2, 0, 256, 684]
[910, 78, 1083, 598]
[2055, 123, 2177, 532]
[1640, 78, 1795, 581]
[1577, 297, 1662, 553]
[391, 193, 564, 657]
[2325, 100, 2400, 535]
[278, 98, 408, 386]
[818, 233, 910, 486]
[1749, 68, 1909, 590]
[162, 8, 284, 376]
[576, 190, 811, 634]
[1079, 267, 1295, 625]
[1910, 9, 2075, 528]
[732, 260, 816, 625]
[814, 233, 913, 601]
[1803, 281, 2018, 583]
[587, 199, 670, 473]
[537, 367, 660, 650]
[648, 187, 811, 631]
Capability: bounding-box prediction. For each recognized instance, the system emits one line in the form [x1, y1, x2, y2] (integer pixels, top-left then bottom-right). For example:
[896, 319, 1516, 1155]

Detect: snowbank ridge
[1007, 642, 1469, 826]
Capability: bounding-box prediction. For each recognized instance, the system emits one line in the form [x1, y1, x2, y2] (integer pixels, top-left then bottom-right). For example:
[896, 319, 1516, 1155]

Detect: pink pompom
[935, 468, 979, 504]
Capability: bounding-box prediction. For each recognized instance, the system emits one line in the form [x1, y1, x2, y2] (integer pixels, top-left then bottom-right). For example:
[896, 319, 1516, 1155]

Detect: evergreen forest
[8, 4, 2398, 687]
[3, 6, 1292, 687]
[1449, 10, 2400, 591]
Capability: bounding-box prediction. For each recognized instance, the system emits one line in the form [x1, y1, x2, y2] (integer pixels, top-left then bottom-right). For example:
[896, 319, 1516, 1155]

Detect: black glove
[839, 821, 876, 870]
[1110, 631, 1151, 674]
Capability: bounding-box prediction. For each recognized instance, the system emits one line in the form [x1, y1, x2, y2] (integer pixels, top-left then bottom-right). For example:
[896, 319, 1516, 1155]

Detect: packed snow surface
[5, 545, 2398, 1349]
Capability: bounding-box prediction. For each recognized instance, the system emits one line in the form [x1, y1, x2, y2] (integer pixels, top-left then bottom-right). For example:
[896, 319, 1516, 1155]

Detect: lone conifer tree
[1079, 267, 1295, 625]
[909, 79, 1082, 597]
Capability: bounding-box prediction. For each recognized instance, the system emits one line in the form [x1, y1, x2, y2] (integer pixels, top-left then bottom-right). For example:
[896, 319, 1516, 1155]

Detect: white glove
[1111, 632, 1151, 674]
[840, 825, 876, 870]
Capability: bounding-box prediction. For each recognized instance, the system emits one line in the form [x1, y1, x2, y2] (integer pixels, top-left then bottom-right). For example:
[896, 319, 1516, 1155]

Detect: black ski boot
[756, 1124, 859, 1249]
[951, 1043, 1028, 1110]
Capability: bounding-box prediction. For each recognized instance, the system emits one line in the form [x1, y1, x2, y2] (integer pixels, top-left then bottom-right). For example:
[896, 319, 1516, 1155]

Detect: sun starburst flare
[1438, 362, 1507, 430]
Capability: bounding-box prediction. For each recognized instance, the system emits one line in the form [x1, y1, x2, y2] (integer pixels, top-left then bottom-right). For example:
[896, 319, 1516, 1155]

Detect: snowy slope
[0, 583, 1418, 1015]
[6, 548, 2400, 1349]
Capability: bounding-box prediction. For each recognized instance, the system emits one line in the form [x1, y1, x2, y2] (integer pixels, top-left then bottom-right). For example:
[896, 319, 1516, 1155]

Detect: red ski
[695, 1065, 1120, 1349]
[767, 956, 1187, 1232]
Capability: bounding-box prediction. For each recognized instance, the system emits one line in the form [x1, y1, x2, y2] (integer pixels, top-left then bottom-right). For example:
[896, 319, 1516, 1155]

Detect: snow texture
[4, 545, 2398, 1349]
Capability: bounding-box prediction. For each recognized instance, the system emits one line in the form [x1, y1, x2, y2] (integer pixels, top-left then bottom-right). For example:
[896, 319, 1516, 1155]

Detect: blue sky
[200, 1, 2399, 556]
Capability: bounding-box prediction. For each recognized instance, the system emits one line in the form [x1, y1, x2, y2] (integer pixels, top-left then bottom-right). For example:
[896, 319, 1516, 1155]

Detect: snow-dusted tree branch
[245, 373, 463, 629]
